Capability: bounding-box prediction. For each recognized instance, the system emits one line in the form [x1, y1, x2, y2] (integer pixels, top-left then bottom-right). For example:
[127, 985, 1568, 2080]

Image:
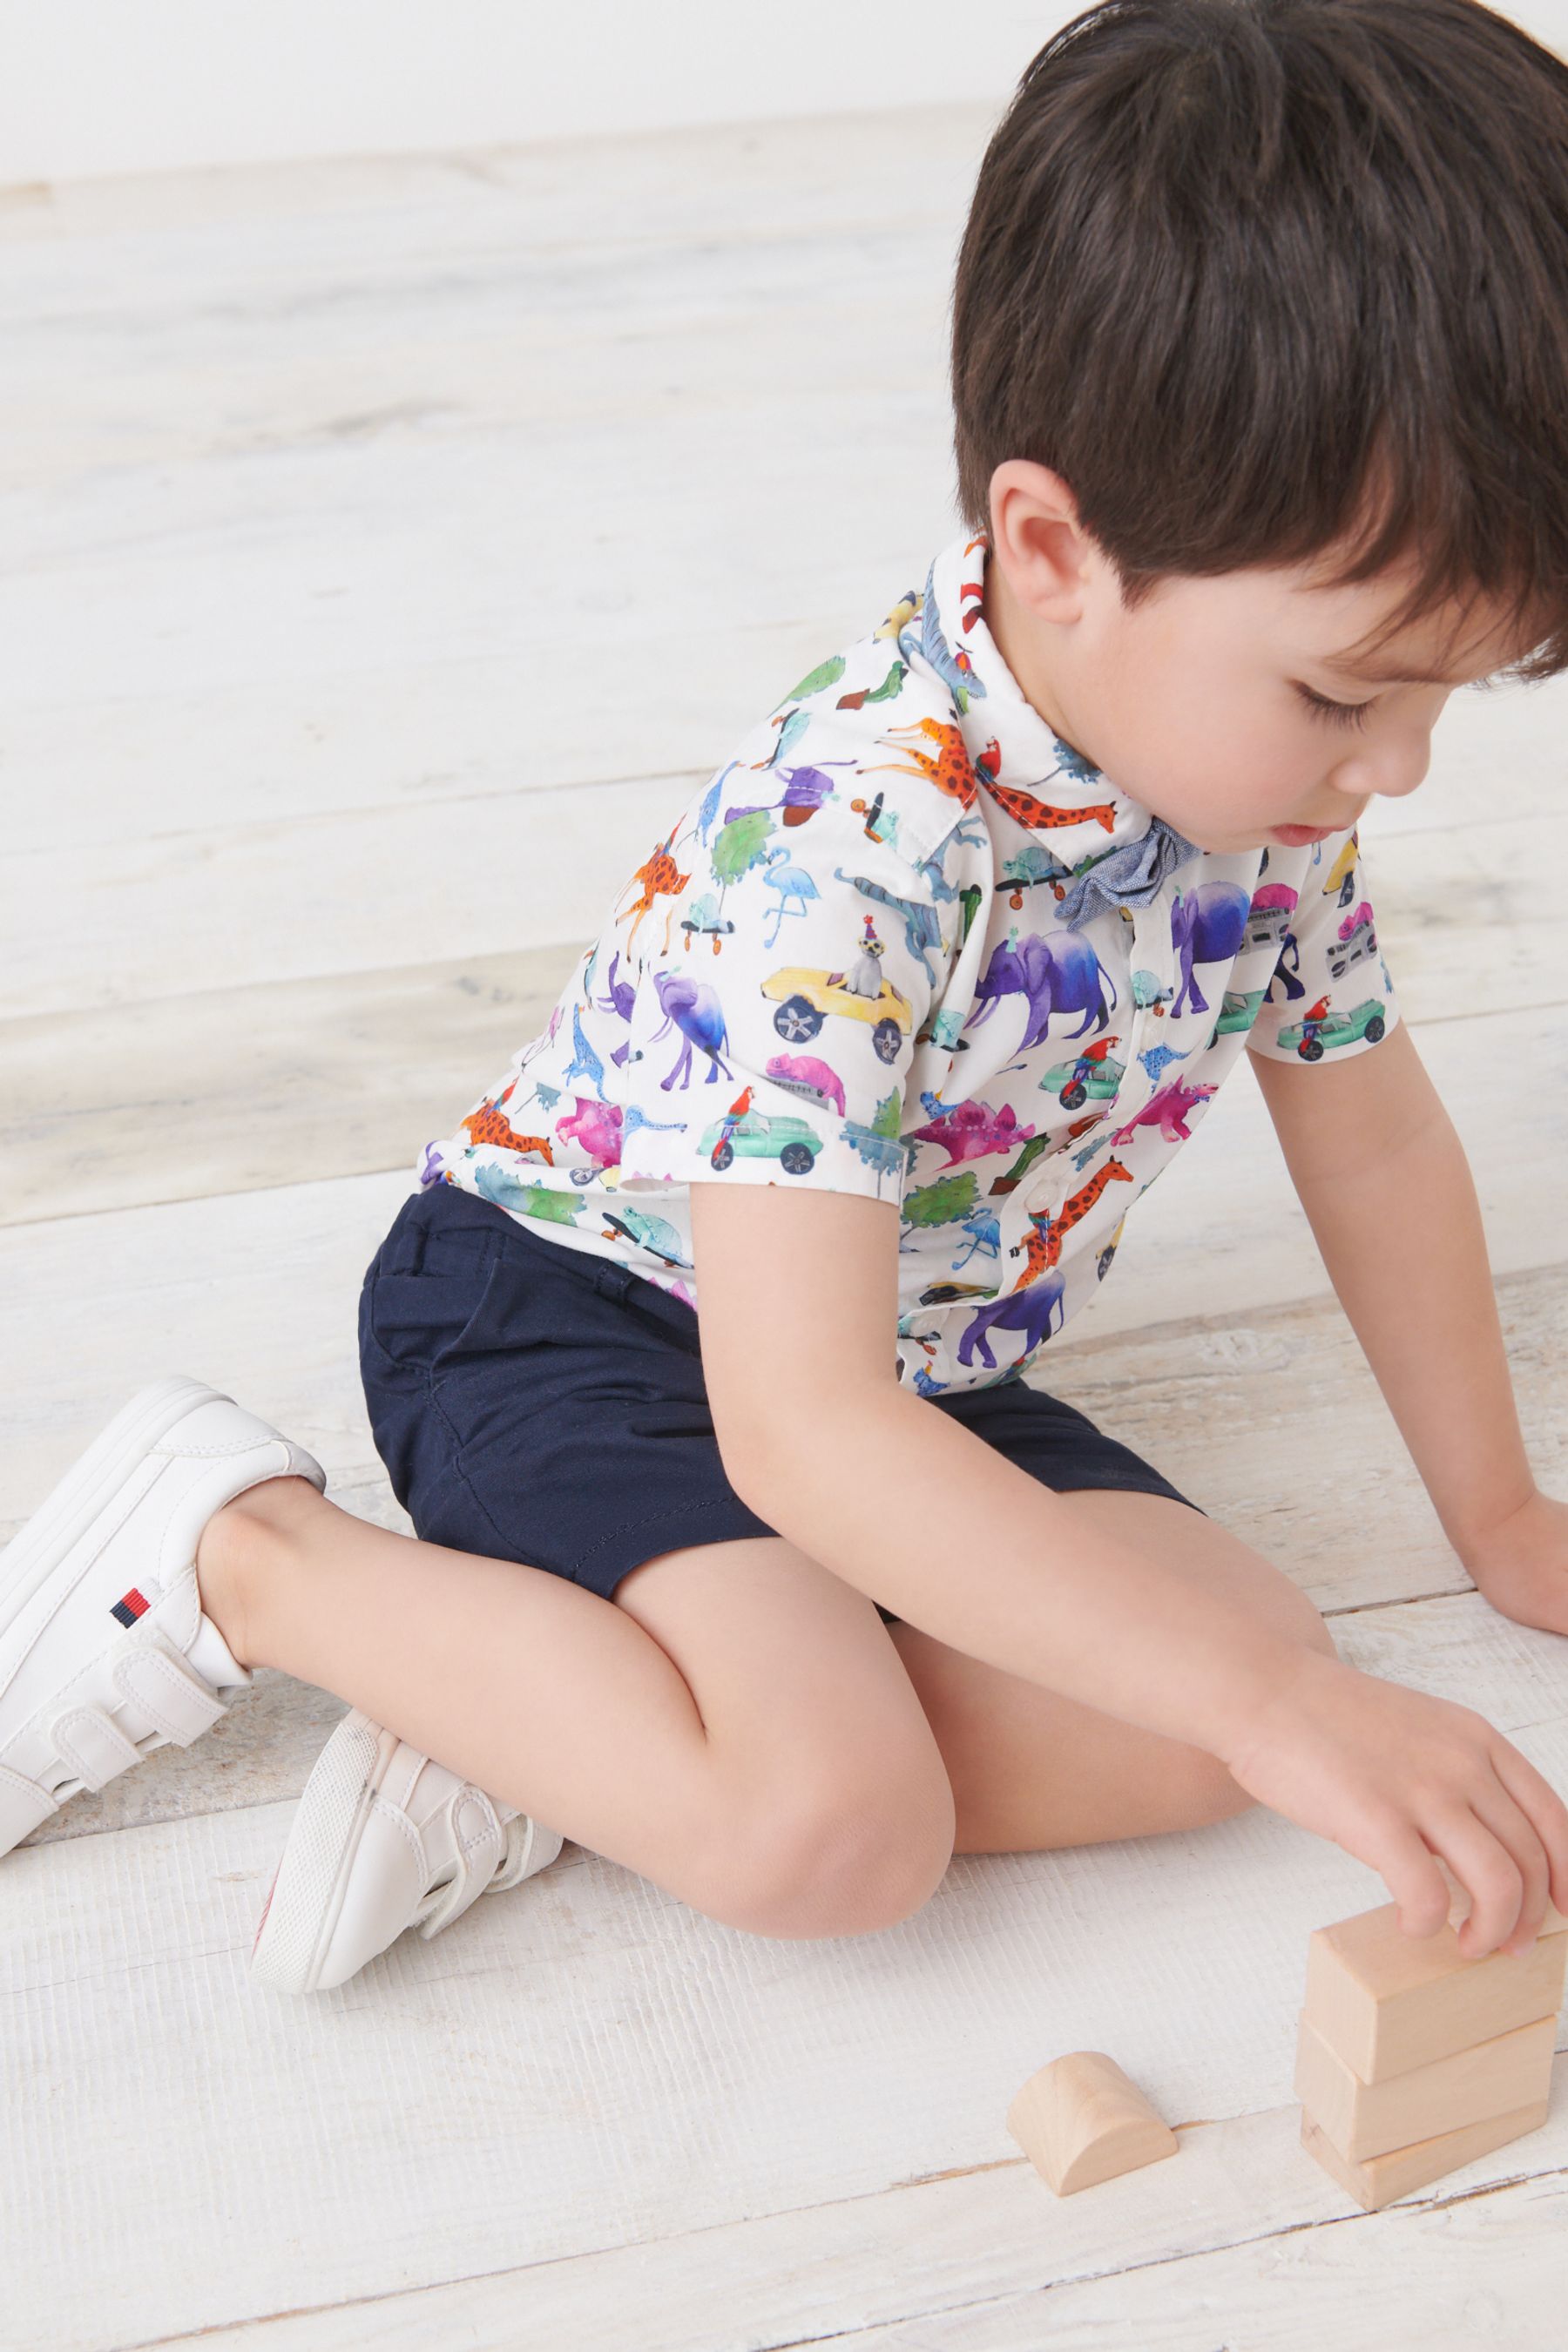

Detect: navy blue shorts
[357, 1180, 1206, 1626]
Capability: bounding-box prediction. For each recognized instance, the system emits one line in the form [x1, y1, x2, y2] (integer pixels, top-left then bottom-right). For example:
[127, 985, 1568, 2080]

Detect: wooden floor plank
[0, 620, 845, 852]
[4, 1683, 1565, 2351]
[132, 2082, 1568, 2350]
[794, 2131, 1568, 2350]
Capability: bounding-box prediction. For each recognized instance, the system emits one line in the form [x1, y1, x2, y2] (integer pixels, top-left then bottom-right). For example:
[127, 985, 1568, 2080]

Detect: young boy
[5, 0, 1568, 1998]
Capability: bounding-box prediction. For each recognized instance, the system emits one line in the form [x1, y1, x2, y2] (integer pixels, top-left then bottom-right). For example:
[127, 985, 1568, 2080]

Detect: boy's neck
[981, 555, 1095, 770]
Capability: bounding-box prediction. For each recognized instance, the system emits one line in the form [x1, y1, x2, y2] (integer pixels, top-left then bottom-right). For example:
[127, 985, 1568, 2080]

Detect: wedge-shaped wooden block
[1301, 2092, 1551, 2211]
[1294, 2005, 1556, 2163]
[1303, 1901, 1567, 2083]
[1007, 2051, 1179, 2196]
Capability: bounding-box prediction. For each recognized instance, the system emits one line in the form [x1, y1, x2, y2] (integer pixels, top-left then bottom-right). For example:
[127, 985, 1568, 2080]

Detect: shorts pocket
[362, 1236, 504, 1376]
[611, 1276, 704, 1358]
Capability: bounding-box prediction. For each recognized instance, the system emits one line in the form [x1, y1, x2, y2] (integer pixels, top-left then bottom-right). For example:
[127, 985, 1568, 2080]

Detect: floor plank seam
[1321, 1585, 1477, 1617]
[763, 2155, 1568, 2352]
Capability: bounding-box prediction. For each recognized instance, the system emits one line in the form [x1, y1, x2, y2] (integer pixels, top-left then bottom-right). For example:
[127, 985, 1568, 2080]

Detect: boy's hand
[1455, 1487, 1568, 1639]
[1219, 1648, 1568, 1959]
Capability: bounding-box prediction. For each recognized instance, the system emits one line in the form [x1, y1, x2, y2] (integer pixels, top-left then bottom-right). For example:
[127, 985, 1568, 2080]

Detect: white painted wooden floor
[3, 108, 1566, 2352]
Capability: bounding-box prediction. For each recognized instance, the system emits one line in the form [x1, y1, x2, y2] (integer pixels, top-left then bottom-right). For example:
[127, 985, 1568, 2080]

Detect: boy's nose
[1330, 738, 1430, 803]
[1375, 761, 1429, 801]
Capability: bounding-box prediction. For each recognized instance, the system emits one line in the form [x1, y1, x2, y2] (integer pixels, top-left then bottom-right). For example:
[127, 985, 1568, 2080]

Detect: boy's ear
[988, 460, 1095, 623]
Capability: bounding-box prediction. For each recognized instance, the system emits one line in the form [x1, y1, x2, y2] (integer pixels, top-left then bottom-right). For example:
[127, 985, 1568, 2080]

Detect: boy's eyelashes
[1293, 680, 1375, 729]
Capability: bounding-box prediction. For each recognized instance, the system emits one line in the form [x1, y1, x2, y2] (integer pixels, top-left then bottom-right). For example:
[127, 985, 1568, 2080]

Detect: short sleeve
[613, 794, 956, 1208]
[1246, 825, 1402, 1065]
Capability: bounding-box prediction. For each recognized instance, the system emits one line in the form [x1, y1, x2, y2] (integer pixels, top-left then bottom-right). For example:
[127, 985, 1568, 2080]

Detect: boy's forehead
[1308, 596, 1524, 686]
[1208, 559, 1524, 683]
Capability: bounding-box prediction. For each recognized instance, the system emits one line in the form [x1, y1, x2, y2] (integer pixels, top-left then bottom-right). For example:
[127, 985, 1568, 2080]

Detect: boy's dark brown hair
[951, 0, 1568, 682]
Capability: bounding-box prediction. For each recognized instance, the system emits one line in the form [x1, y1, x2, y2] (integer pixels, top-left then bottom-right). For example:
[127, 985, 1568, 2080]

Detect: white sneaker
[0, 1375, 327, 1861]
[249, 1707, 564, 1993]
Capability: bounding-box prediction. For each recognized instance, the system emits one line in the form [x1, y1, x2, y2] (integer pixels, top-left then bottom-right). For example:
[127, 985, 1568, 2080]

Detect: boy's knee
[713, 1780, 957, 1940]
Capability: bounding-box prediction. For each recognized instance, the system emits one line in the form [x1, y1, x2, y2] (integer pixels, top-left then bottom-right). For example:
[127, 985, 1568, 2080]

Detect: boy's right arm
[689, 1179, 1568, 1959]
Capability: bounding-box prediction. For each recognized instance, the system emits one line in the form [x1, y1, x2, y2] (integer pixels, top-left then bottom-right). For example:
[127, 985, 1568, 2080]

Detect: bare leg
[885, 1485, 1340, 1852]
[192, 1477, 948, 1937]
[193, 1478, 1332, 1921]
[193, 1478, 750, 1896]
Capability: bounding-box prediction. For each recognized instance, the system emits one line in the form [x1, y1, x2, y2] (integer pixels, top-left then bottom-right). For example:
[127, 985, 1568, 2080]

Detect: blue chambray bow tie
[1051, 813, 1204, 928]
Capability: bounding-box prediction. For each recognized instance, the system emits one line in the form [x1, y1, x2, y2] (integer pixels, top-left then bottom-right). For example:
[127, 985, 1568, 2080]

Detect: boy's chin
[1125, 791, 1267, 855]
[1151, 814, 1255, 855]
[1186, 817, 1272, 854]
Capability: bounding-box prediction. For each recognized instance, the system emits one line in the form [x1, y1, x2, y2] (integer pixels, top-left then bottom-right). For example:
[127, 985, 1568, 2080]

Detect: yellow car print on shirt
[760, 967, 916, 1065]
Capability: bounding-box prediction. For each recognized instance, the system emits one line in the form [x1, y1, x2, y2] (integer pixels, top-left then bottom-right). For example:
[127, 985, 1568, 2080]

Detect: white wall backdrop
[0, 0, 1056, 186]
[1, 0, 1563, 189]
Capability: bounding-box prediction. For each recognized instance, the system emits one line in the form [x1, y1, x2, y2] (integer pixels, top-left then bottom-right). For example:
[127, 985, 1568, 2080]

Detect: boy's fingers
[1459, 1788, 1553, 1951]
[1457, 1806, 1551, 1957]
[1489, 1743, 1568, 1912]
[1369, 1825, 1451, 1939]
[1426, 1812, 1526, 1957]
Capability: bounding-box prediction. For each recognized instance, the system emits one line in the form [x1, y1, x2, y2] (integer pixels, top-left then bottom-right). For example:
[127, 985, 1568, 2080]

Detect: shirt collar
[912, 530, 1204, 923]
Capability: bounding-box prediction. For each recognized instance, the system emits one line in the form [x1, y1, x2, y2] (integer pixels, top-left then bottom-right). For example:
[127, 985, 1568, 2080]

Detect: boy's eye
[1294, 682, 1375, 729]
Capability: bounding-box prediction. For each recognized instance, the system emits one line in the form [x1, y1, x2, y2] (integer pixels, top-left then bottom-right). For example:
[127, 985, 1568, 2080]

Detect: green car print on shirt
[1203, 985, 1271, 1051]
[1275, 998, 1388, 1060]
[697, 1107, 823, 1173]
[1040, 1054, 1127, 1109]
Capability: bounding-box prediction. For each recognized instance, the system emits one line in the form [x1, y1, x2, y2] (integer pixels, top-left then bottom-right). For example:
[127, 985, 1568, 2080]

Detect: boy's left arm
[1248, 1020, 1568, 1636]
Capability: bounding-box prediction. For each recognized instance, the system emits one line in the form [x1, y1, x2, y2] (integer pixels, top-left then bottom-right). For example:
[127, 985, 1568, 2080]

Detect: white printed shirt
[416, 528, 1401, 1396]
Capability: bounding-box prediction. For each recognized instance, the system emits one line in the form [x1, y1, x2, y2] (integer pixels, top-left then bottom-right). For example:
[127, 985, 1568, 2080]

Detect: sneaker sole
[249, 1707, 396, 1994]
[0, 1376, 226, 1638]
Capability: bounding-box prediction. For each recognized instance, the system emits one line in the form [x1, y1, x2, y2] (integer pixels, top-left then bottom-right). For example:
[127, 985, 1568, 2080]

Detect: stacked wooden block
[1296, 1890, 1566, 2209]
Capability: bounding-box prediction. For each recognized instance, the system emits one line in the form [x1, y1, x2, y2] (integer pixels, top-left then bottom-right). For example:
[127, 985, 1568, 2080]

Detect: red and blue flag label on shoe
[110, 1587, 151, 1628]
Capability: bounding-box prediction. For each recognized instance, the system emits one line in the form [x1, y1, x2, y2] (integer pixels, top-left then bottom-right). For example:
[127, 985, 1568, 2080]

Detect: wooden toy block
[1006, 2051, 1179, 2196]
[1303, 1901, 1567, 2083]
[1301, 2092, 1551, 2212]
[1294, 2005, 1556, 2163]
